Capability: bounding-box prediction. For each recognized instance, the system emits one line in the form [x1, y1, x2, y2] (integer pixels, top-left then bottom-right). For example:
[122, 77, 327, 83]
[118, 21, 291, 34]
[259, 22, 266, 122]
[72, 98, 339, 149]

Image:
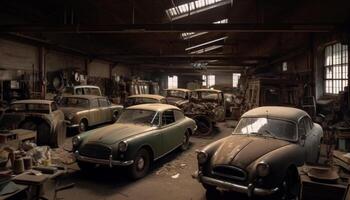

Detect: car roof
[241, 106, 309, 123]
[62, 95, 104, 100]
[128, 94, 165, 100]
[12, 99, 53, 104]
[193, 89, 222, 93]
[164, 88, 191, 92]
[127, 103, 180, 112]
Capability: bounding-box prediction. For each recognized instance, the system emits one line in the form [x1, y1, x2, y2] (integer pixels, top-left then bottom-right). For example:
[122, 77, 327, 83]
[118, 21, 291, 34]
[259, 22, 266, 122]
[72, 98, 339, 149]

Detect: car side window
[75, 88, 83, 95]
[174, 110, 184, 121]
[51, 102, 58, 112]
[90, 99, 99, 108]
[98, 98, 109, 107]
[298, 119, 306, 137]
[162, 110, 175, 125]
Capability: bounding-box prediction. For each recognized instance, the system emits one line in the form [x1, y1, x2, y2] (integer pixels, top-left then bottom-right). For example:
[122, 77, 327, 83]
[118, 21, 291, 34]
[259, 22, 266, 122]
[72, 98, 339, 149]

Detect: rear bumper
[193, 171, 279, 197]
[74, 151, 134, 167]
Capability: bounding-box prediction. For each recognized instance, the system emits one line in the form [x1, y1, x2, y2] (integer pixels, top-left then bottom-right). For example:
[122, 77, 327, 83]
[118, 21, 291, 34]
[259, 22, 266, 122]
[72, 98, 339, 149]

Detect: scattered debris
[171, 173, 180, 179]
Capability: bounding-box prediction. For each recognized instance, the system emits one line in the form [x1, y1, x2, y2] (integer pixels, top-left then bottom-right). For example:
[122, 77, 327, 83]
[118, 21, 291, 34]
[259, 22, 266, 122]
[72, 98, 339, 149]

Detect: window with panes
[324, 43, 348, 94]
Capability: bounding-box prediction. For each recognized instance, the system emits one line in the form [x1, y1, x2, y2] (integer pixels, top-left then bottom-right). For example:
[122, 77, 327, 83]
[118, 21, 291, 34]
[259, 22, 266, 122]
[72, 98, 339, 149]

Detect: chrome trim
[194, 172, 279, 196]
[75, 151, 133, 167]
[67, 123, 79, 128]
[212, 165, 247, 181]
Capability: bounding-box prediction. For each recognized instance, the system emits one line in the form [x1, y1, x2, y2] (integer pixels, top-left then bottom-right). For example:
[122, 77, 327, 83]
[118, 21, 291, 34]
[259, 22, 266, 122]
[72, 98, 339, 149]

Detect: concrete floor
[53, 121, 255, 200]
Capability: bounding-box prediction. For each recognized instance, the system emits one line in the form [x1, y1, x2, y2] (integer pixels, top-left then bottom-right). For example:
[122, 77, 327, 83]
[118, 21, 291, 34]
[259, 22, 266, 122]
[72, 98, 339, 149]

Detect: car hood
[59, 107, 85, 115]
[211, 135, 291, 169]
[84, 123, 155, 145]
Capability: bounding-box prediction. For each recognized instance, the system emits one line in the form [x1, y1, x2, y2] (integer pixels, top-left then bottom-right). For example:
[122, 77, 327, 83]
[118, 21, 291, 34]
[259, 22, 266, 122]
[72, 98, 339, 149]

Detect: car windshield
[117, 109, 159, 126]
[7, 103, 50, 114]
[191, 91, 219, 102]
[59, 97, 89, 108]
[233, 117, 297, 141]
[166, 90, 186, 99]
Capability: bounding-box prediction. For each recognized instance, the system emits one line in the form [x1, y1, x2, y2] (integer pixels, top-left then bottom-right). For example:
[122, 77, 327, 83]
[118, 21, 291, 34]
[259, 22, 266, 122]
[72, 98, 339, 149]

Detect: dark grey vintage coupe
[72, 104, 197, 179]
[194, 106, 323, 199]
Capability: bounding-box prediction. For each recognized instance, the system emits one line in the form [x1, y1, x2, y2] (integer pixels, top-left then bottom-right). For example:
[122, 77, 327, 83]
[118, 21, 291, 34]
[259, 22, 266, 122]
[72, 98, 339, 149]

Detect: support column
[38, 46, 46, 98]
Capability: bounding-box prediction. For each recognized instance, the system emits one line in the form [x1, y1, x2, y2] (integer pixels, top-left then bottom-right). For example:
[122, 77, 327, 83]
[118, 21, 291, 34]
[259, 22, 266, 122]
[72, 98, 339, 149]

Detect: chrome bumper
[75, 151, 134, 167]
[67, 123, 79, 128]
[193, 171, 279, 197]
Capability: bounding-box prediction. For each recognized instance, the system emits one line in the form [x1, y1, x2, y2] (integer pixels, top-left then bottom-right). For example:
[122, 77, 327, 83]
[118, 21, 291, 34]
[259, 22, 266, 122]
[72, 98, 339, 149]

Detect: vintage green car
[59, 95, 123, 132]
[72, 103, 197, 179]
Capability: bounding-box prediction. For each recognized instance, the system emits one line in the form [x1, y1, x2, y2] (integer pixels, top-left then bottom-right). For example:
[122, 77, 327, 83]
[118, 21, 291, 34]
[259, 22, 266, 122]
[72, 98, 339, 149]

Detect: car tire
[77, 161, 96, 171]
[128, 148, 151, 180]
[79, 119, 88, 133]
[276, 168, 301, 200]
[180, 130, 190, 151]
[203, 183, 219, 196]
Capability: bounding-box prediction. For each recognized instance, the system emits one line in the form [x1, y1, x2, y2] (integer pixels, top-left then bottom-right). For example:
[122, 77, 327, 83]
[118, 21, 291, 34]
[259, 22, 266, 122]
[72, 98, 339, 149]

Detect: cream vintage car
[59, 95, 123, 132]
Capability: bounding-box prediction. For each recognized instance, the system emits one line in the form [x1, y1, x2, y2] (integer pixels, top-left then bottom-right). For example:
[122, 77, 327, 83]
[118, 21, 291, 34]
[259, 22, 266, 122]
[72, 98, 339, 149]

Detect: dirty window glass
[75, 88, 83, 95]
[117, 109, 157, 126]
[142, 98, 159, 104]
[90, 88, 101, 96]
[90, 99, 99, 108]
[60, 97, 89, 108]
[166, 90, 186, 99]
[234, 117, 297, 141]
[27, 104, 50, 114]
[98, 98, 108, 107]
[51, 102, 58, 111]
[162, 110, 175, 125]
[298, 119, 306, 136]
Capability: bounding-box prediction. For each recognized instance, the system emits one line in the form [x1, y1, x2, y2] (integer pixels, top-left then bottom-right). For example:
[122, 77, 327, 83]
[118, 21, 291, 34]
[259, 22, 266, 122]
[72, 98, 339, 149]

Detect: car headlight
[72, 136, 81, 147]
[118, 141, 128, 152]
[256, 162, 270, 177]
[197, 151, 208, 164]
[67, 113, 74, 120]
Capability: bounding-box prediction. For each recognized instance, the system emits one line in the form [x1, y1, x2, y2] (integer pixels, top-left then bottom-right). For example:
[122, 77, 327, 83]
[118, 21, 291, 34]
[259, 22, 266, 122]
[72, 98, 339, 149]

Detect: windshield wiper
[262, 130, 277, 139]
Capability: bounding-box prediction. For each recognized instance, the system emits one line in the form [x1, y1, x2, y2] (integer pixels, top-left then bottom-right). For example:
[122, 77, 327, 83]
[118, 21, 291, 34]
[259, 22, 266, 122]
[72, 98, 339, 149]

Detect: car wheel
[77, 161, 96, 171]
[79, 119, 88, 133]
[203, 183, 219, 196]
[111, 112, 119, 123]
[128, 148, 151, 180]
[180, 130, 190, 151]
[278, 169, 301, 200]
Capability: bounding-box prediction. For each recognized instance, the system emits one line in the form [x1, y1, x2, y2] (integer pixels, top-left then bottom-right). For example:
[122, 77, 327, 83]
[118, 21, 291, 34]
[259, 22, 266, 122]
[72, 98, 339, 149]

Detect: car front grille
[79, 143, 112, 160]
[212, 165, 247, 181]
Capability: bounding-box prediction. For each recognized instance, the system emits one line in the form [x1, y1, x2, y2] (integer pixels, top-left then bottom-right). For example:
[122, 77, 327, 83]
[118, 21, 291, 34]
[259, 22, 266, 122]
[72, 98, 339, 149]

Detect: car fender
[246, 143, 304, 189]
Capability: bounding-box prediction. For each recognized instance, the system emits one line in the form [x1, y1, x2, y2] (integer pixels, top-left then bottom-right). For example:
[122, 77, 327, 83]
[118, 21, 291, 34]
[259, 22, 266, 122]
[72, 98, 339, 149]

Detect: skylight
[181, 18, 228, 40]
[185, 36, 228, 51]
[166, 0, 231, 21]
[189, 45, 224, 54]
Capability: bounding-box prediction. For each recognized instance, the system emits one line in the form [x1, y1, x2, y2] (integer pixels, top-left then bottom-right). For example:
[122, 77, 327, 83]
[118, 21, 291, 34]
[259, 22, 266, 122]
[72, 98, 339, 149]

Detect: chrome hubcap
[80, 122, 85, 130]
[137, 157, 145, 170]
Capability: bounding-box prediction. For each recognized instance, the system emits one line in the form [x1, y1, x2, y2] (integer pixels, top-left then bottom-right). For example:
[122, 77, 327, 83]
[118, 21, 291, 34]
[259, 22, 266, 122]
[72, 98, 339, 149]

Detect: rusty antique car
[59, 95, 123, 132]
[124, 94, 167, 108]
[72, 104, 197, 179]
[178, 89, 225, 135]
[194, 106, 323, 199]
[164, 88, 191, 106]
[0, 100, 66, 147]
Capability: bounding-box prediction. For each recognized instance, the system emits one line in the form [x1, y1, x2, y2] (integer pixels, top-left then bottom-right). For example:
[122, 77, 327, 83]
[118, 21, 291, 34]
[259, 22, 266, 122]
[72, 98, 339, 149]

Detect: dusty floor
[49, 120, 262, 200]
